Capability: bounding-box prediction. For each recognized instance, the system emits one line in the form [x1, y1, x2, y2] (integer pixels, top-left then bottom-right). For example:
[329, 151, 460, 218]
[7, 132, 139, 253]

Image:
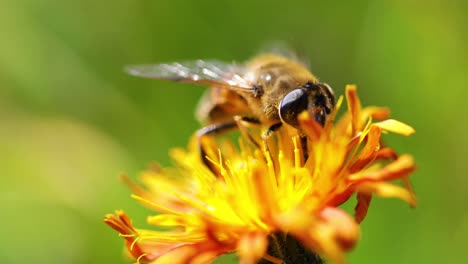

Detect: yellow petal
[147, 214, 188, 227]
[373, 119, 415, 136]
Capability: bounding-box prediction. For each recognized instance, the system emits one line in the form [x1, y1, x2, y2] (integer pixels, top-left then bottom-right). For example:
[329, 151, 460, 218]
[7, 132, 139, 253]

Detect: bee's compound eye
[279, 88, 309, 128]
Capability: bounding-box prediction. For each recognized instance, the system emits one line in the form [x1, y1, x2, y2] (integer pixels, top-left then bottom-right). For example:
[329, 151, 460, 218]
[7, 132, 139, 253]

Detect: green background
[0, 0, 466, 263]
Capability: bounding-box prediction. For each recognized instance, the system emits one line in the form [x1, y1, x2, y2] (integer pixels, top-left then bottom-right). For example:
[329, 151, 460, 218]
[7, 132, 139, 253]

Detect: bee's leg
[197, 122, 238, 174]
[262, 123, 282, 140]
[234, 116, 262, 149]
[259, 123, 283, 170]
[238, 116, 261, 125]
[262, 123, 309, 163]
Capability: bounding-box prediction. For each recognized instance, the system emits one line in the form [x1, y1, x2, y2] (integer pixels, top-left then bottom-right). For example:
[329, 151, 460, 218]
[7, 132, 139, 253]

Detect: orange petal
[237, 232, 268, 264]
[326, 189, 354, 207]
[401, 176, 417, 208]
[362, 106, 390, 120]
[373, 119, 415, 136]
[307, 235, 345, 264]
[375, 147, 398, 161]
[351, 154, 415, 182]
[251, 160, 280, 219]
[298, 111, 323, 143]
[121, 174, 148, 197]
[355, 182, 417, 207]
[296, 208, 360, 264]
[277, 207, 359, 264]
[153, 242, 225, 264]
[103, 211, 151, 261]
[345, 85, 361, 135]
[354, 192, 372, 224]
[349, 126, 381, 173]
[103, 210, 137, 236]
[319, 207, 360, 251]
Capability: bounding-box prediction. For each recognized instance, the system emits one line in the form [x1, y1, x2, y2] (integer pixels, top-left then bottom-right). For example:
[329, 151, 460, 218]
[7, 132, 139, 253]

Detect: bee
[126, 53, 335, 141]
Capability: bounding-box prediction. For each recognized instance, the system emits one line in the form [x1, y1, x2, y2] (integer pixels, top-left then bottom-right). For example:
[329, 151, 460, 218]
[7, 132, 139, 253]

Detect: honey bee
[126, 53, 336, 141]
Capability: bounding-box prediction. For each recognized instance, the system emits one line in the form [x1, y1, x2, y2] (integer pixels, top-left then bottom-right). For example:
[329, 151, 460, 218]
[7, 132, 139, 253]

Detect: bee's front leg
[234, 116, 262, 149]
[262, 123, 282, 140]
[197, 117, 262, 175]
[262, 123, 309, 163]
[197, 122, 238, 175]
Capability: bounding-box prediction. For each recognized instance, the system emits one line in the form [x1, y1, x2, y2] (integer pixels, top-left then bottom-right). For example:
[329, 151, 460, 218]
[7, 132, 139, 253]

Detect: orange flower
[104, 85, 416, 264]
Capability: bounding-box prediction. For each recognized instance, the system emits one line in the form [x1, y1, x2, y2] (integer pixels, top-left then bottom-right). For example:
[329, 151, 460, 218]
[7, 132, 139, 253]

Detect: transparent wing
[258, 41, 310, 68]
[125, 60, 254, 92]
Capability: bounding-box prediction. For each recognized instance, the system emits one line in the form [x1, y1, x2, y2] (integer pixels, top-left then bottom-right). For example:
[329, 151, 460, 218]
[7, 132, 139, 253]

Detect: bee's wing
[125, 60, 254, 92]
[258, 42, 311, 68]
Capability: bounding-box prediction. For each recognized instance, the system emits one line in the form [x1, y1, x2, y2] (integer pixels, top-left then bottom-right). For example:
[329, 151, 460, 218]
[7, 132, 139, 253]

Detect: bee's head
[279, 82, 335, 129]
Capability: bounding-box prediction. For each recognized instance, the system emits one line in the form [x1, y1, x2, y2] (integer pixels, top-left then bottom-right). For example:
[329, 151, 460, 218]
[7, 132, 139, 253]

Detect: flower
[104, 85, 416, 264]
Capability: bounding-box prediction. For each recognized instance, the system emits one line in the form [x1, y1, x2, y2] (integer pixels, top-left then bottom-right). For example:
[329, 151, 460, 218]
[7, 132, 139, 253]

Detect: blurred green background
[0, 0, 466, 263]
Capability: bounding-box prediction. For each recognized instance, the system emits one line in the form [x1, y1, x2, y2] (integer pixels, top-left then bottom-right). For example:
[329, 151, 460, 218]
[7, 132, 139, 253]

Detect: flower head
[104, 85, 416, 264]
